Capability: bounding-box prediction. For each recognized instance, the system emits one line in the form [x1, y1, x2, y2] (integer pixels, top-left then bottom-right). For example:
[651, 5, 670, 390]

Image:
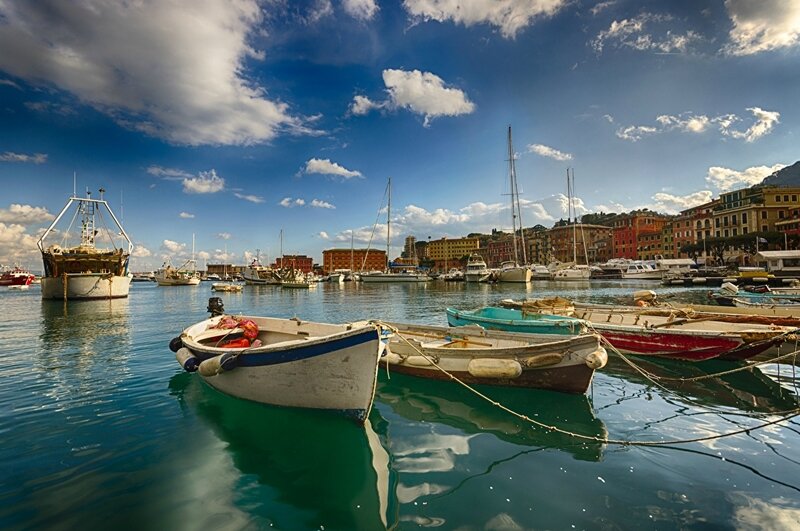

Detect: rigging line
[375, 321, 800, 447]
[361, 180, 390, 272]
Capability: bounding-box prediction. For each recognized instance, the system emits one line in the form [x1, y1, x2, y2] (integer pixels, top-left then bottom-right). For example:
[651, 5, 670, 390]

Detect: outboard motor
[208, 297, 224, 317]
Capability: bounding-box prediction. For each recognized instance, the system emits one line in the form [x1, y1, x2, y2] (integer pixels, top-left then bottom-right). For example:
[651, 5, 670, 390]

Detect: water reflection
[169, 373, 395, 530]
[376, 374, 608, 462]
[602, 356, 800, 414]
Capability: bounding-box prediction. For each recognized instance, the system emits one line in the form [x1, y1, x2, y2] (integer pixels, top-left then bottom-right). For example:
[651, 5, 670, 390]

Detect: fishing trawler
[38, 189, 133, 300]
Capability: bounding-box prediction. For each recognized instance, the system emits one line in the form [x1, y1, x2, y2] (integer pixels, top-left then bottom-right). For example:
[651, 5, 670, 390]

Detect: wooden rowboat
[172, 314, 384, 423]
[382, 322, 607, 394]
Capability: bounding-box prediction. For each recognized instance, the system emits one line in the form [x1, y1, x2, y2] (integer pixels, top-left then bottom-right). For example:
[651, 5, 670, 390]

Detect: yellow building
[712, 186, 800, 238]
[426, 237, 480, 270]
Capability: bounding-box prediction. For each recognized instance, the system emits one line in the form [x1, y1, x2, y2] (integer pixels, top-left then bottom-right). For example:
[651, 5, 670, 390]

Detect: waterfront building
[549, 223, 613, 264]
[426, 237, 480, 270]
[637, 231, 664, 261]
[661, 221, 676, 259]
[322, 248, 387, 273]
[527, 229, 551, 265]
[403, 236, 417, 258]
[272, 254, 313, 273]
[486, 237, 515, 268]
[712, 186, 800, 238]
[612, 210, 669, 260]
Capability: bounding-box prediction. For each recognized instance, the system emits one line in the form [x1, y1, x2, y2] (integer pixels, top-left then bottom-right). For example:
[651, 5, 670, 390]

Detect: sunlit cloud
[0, 151, 47, 164]
[528, 143, 573, 161]
[304, 158, 362, 179]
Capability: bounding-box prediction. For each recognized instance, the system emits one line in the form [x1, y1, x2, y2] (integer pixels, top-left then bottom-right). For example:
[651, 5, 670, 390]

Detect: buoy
[198, 352, 237, 377]
[691, 277, 707, 284]
[406, 355, 434, 367]
[585, 347, 608, 370]
[383, 352, 403, 365]
[169, 336, 183, 353]
[468, 358, 522, 378]
[175, 347, 199, 372]
[519, 352, 563, 368]
[720, 282, 738, 295]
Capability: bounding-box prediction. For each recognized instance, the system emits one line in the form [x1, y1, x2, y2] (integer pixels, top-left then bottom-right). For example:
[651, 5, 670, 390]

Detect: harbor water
[2, 281, 800, 530]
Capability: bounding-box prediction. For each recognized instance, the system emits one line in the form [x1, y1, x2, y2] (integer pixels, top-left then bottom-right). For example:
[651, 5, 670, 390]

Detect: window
[723, 229, 729, 237]
[776, 195, 781, 202]
[731, 214, 737, 225]
[733, 228, 738, 236]
[715, 218, 720, 228]
[723, 216, 729, 227]
[743, 227, 748, 234]
[779, 211, 785, 219]
[716, 230, 721, 237]
[762, 211, 767, 219]
[762, 225, 768, 232]
[741, 212, 747, 224]
[793, 195, 798, 202]
[784, 195, 789, 202]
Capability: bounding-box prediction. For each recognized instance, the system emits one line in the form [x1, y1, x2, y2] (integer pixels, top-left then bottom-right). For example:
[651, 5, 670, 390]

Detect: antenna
[73, 172, 76, 196]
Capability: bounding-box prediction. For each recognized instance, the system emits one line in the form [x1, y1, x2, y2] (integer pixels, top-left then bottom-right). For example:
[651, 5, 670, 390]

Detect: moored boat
[446, 306, 587, 335]
[37, 189, 133, 300]
[154, 259, 201, 286]
[499, 299, 796, 362]
[171, 301, 384, 423]
[464, 253, 489, 282]
[0, 266, 35, 286]
[382, 321, 607, 394]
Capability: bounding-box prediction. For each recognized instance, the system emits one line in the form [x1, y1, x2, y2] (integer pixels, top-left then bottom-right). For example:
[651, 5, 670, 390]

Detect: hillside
[760, 160, 800, 187]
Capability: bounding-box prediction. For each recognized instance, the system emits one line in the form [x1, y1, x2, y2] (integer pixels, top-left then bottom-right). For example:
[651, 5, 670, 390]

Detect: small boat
[442, 268, 465, 281]
[446, 306, 587, 336]
[171, 301, 384, 423]
[621, 261, 662, 280]
[204, 273, 222, 281]
[360, 270, 430, 283]
[382, 322, 607, 394]
[464, 254, 489, 282]
[0, 266, 35, 287]
[710, 282, 800, 307]
[38, 188, 134, 300]
[211, 282, 242, 292]
[498, 299, 795, 362]
[497, 261, 532, 283]
[530, 264, 552, 280]
[551, 263, 592, 281]
[155, 259, 201, 286]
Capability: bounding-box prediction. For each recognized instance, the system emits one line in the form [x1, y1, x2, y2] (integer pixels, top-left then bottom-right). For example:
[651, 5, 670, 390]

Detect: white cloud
[0, 78, 21, 89]
[183, 170, 225, 194]
[349, 95, 384, 115]
[179, 212, 195, 219]
[724, 0, 800, 55]
[591, 1, 617, 16]
[310, 199, 335, 209]
[234, 192, 265, 203]
[382, 69, 475, 127]
[705, 163, 786, 192]
[318, 231, 330, 239]
[304, 0, 334, 24]
[343, 0, 379, 21]
[721, 107, 780, 142]
[616, 108, 780, 142]
[279, 197, 306, 207]
[196, 250, 211, 260]
[147, 165, 193, 180]
[304, 158, 362, 179]
[403, 0, 567, 39]
[591, 13, 701, 54]
[161, 239, 186, 253]
[0, 222, 41, 263]
[651, 190, 714, 213]
[528, 144, 573, 161]
[0, 204, 54, 224]
[131, 245, 152, 258]
[217, 232, 231, 240]
[0, 1, 310, 146]
[0, 151, 47, 164]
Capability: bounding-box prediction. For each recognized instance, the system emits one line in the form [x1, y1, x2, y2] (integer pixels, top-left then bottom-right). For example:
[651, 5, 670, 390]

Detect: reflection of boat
[173, 312, 384, 422]
[602, 356, 800, 414]
[38, 189, 133, 300]
[375, 374, 607, 462]
[169, 373, 395, 529]
[0, 266, 35, 286]
[383, 321, 606, 394]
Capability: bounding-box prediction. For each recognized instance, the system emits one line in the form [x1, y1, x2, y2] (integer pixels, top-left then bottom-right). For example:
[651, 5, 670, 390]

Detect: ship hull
[41, 274, 132, 300]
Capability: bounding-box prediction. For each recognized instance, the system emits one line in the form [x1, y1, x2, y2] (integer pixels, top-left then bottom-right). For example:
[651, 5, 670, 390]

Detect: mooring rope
[373, 321, 800, 447]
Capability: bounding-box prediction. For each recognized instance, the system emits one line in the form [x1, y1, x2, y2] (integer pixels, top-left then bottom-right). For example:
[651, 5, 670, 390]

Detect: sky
[1, 0, 798, 271]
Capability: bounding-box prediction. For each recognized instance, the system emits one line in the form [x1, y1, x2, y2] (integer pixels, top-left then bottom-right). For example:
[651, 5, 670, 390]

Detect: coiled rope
[373, 320, 800, 447]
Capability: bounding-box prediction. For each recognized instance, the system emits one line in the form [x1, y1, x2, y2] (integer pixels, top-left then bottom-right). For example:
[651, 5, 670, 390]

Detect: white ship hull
[497, 266, 532, 283]
[360, 272, 430, 283]
[41, 273, 132, 300]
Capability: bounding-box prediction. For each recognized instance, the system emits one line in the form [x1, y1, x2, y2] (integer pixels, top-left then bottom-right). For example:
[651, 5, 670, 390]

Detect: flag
[757, 237, 768, 243]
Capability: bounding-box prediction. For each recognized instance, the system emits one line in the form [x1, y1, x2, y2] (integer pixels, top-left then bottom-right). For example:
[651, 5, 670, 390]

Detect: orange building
[612, 210, 669, 259]
[549, 223, 612, 263]
[272, 255, 313, 273]
[322, 248, 387, 273]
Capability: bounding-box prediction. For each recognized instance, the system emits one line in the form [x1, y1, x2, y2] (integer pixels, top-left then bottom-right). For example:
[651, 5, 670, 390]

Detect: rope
[372, 320, 800, 448]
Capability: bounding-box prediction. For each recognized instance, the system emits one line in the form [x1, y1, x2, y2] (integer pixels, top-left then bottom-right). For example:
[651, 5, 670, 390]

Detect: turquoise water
[1, 280, 800, 530]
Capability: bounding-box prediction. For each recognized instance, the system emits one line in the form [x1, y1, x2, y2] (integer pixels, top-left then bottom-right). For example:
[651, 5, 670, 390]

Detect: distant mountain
[760, 160, 800, 187]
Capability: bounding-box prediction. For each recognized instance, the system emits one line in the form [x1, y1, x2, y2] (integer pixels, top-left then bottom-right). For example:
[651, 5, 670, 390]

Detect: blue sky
[1, 0, 798, 270]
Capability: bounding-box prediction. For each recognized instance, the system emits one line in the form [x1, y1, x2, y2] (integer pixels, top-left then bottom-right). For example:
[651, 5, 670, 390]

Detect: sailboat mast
[386, 177, 391, 271]
[568, 169, 577, 264]
[192, 233, 196, 273]
[280, 229, 283, 269]
[507, 127, 520, 264]
[350, 230, 354, 271]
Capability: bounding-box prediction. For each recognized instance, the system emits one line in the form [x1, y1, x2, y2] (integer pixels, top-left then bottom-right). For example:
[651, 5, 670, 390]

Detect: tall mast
[192, 233, 196, 273]
[280, 229, 283, 269]
[350, 230, 354, 271]
[569, 169, 577, 264]
[386, 177, 391, 271]
[507, 126, 519, 264]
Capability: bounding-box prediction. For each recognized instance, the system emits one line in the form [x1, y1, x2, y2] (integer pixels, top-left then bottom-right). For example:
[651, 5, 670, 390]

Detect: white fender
[468, 358, 522, 378]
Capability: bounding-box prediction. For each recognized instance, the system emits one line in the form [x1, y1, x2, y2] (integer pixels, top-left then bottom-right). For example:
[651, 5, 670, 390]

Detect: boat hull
[41, 274, 132, 299]
[446, 307, 586, 336]
[179, 317, 382, 422]
[360, 273, 430, 282]
[384, 323, 606, 394]
[497, 267, 532, 283]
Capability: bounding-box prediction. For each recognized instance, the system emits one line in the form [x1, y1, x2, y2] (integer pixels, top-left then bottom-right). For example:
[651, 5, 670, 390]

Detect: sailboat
[497, 126, 532, 283]
[155, 234, 202, 286]
[38, 188, 134, 299]
[552, 169, 591, 281]
[360, 178, 430, 283]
